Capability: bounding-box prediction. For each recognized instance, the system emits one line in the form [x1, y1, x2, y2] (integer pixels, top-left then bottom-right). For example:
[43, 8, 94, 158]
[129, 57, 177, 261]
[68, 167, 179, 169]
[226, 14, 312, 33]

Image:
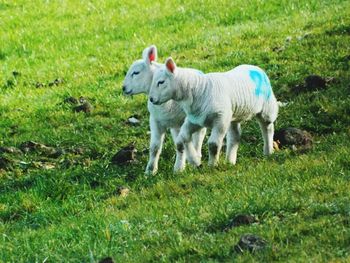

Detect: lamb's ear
[142, 45, 157, 65]
[165, 57, 176, 74]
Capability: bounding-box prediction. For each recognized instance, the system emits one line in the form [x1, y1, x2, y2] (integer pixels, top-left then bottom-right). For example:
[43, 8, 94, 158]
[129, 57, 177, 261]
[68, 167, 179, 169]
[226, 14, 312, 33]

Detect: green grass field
[1, 0, 350, 262]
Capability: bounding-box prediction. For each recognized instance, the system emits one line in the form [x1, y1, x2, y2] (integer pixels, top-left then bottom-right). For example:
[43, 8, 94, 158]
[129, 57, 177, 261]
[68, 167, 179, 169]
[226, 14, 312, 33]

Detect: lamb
[122, 46, 206, 174]
[149, 57, 279, 170]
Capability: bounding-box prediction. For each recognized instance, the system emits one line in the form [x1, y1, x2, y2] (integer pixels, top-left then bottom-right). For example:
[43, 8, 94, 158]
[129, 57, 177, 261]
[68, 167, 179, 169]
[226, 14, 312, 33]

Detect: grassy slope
[1, 0, 350, 262]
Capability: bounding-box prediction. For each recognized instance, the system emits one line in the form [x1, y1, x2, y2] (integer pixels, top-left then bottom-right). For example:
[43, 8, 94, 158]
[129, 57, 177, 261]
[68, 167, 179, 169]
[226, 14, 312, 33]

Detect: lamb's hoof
[173, 166, 185, 173]
[227, 159, 237, 165]
[188, 156, 201, 167]
[145, 168, 157, 175]
[208, 161, 219, 167]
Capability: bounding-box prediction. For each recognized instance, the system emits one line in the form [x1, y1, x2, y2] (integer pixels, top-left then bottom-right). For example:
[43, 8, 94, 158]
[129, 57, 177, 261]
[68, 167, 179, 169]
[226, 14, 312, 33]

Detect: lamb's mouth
[124, 90, 133, 95]
[150, 99, 161, 105]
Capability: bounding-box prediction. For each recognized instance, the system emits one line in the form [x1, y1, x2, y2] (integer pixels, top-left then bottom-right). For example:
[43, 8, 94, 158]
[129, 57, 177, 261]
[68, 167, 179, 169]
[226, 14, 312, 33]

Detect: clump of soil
[31, 161, 56, 170]
[0, 156, 16, 171]
[64, 96, 79, 105]
[111, 143, 137, 165]
[35, 82, 45, 88]
[99, 257, 114, 263]
[224, 214, 258, 231]
[19, 141, 64, 158]
[305, 75, 326, 90]
[234, 234, 268, 253]
[73, 102, 93, 113]
[274, 127, 313, 152]
[0, 146, 22, 155]
[35, 78, 64, 88]
[48, 78, 64, 87]
[293, 75, 336, 93]
[72, 97, 93, 113]
[12, 71, 21, 77]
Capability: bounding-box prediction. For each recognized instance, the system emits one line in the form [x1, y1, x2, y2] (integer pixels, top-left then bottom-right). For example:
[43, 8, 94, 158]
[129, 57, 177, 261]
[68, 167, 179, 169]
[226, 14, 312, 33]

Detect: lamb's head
[149, 57, 177, 105]
[122, 45, 158, 95]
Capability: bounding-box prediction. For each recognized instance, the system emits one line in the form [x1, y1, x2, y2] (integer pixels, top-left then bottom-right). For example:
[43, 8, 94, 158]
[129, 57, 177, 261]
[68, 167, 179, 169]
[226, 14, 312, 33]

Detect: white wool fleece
[149, 58, 278, 169]
[122, 46, 206, 174]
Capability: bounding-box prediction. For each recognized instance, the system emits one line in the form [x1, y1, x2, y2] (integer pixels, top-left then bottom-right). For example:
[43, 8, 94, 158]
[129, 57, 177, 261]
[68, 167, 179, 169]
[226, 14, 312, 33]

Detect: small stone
[111, 144, 137, 165]
[234, 234, 268, 253]
[224, 214, 257, 231]
[99, 257, 114, 263]
[274, 127, 313, 151]
[127, 116, 140, 125]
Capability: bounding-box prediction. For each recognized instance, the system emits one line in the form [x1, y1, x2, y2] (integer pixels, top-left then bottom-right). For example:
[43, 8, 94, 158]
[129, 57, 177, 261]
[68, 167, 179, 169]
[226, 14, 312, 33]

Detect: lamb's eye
[132, 71, 140, 77]
[157, 80, 165, 87]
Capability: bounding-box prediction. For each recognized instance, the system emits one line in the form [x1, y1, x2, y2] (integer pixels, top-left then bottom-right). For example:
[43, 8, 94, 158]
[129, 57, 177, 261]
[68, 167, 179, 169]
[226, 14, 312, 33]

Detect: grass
[1, 0, 350, 262]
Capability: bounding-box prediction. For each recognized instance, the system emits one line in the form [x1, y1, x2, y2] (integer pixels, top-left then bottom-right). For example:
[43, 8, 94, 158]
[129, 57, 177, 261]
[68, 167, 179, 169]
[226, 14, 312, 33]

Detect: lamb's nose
[122, 85, 126, 92]
[150, 97, 154, 103]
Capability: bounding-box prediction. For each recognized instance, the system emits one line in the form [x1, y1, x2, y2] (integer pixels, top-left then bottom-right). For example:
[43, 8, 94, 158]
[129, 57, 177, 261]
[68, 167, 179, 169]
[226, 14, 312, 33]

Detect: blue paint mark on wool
[249, 70, 271, 100]
[196, 70, 204, 75]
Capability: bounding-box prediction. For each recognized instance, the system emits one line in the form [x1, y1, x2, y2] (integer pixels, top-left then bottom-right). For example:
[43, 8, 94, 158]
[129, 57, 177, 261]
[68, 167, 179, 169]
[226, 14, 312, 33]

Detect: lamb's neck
[174, 68, 204, 109]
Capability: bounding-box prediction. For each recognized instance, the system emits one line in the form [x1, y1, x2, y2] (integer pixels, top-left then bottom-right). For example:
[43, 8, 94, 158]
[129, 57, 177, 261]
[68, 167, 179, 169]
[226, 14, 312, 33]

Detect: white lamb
[149, 57, 279, 170]
[122, 46, 206, 174]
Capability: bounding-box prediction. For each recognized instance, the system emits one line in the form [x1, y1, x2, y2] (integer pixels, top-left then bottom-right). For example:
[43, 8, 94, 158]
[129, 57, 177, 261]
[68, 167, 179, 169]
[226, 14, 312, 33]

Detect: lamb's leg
[176, 118, 202, 170]
[226, 121, 241, 165]
[208, 122, 230, 166]
[170, 128, 186, 172]
[192, 127, 206, 158]
[145, 117, 166, 175]
[257, 116, 274, 155]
